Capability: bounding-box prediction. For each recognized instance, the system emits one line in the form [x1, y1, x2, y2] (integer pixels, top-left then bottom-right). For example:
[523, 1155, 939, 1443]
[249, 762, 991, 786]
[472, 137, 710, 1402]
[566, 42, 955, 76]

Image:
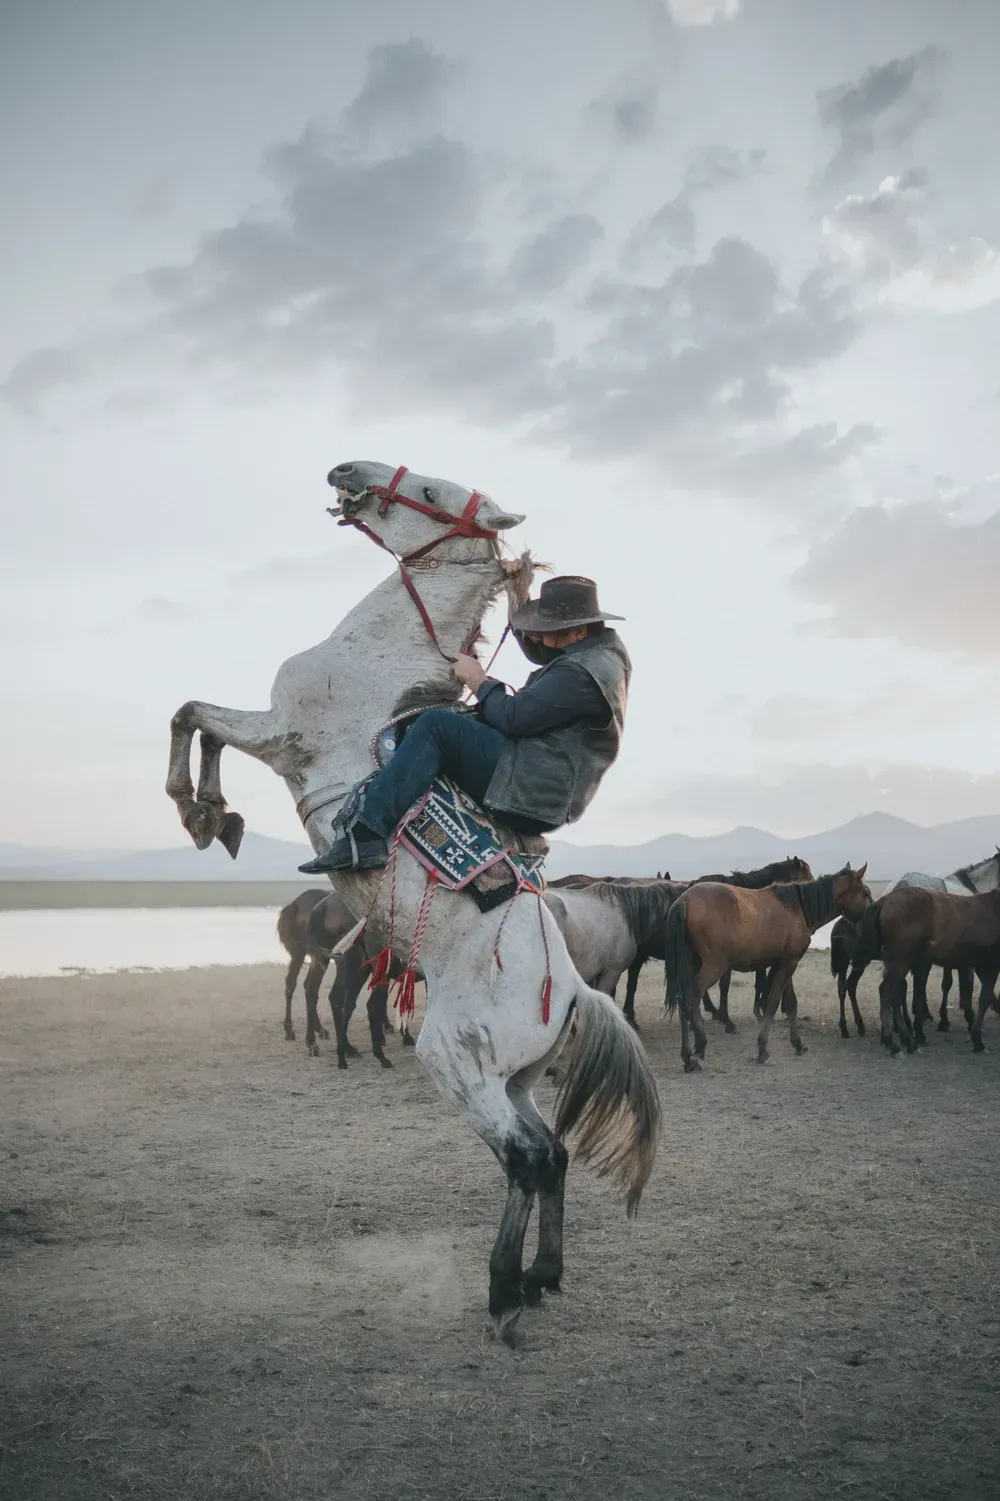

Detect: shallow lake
[0, 906, 838, 978]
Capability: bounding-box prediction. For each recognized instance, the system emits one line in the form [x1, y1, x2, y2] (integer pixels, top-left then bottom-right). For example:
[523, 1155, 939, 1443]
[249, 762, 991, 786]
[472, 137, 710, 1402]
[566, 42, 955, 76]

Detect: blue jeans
[361, 709, 544, 838]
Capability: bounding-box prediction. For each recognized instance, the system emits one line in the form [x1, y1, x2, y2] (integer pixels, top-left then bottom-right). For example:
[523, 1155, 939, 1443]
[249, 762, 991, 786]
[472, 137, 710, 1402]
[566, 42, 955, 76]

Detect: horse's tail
[554, 985, 661, 1218]
[276, 901, 299, 956]
[851, 896, 885, 968]
[664, 899, 698, 1017]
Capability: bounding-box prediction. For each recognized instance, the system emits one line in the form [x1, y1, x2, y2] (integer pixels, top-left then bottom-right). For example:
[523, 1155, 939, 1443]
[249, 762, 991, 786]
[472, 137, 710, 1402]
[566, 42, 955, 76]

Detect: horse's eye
[423, 487, 436, 503]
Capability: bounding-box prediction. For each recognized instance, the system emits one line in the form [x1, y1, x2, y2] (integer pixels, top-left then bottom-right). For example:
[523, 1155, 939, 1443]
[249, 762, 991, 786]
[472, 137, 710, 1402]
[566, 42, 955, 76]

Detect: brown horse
[664, 864, 870, 1069]
[276, 888, 416, 1063]
[853, 887, 1000, 1054]
[276, 888, 328, 1042]
[623, 856, 813, 1030]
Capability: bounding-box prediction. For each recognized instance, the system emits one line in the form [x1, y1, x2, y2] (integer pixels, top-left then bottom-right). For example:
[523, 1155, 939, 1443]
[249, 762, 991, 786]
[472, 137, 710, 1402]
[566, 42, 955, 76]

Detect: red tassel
[395, 969, 418, 1018]
[541, 975, 552, 1026]
[492, 946, 504, 973]
[364, 945, 392, 989]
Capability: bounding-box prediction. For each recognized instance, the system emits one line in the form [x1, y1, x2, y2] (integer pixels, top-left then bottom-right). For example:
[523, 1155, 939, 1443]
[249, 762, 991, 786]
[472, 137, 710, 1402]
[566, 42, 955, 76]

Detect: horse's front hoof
[376, 1054, 394, 1070]
[318, 1026, 331, 1041]
[182, 801, 217, 851]
[624, 1013, 640, 1032]
[683, 1058, 701, 1073]
[215, 810, 245, 859]
[839, 1024, 850, 1039]
[857, 1022, 866, 1037]
[724, 1021, 737, 1035]
[937, 1018, 951, 1032]
[337, 1055, 349, 1071]
[972, 1036, 986, 1054]
[794, 1042, 808, 1056]
[344, 1042, 359, 1056]
[284, 1028, 295, 1042]
[756, 1049, 769, 1065]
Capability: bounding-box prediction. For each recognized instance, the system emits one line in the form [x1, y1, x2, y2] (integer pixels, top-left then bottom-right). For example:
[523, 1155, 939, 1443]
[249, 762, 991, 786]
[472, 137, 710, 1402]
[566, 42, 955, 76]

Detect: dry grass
[2, 955, 1000, 1500]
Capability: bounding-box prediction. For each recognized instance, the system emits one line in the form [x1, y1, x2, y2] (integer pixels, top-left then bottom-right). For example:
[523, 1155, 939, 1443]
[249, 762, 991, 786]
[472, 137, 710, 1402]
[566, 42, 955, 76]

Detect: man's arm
[474, 661, 610, 737]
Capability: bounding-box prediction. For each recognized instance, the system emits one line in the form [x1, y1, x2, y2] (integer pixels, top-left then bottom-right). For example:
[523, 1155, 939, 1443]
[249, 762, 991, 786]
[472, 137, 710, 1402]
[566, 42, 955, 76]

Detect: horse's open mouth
[326, 486, 363, 520]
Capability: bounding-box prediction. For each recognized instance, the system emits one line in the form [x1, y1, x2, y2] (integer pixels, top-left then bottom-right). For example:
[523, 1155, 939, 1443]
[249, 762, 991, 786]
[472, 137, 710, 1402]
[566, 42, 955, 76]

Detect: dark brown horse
[623, 856, 813, 1030]
[276, 888, 328, 1042]
[276, 888, 416, 1064]
[853, 887, 1000, 1054]
[664, 865, 870, 1070]
[828, 915, 969, 1040]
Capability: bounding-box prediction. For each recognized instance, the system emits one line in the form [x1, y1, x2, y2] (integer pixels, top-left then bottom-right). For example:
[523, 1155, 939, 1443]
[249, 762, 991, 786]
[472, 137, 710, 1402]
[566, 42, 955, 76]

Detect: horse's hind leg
[717, 969, 737, 1033]
[283, 950, 305, 1040]
[366, 980, 394, 1069]
[938, 967, 953, 1030]
[847, 964, 866, 1037]
[958, 966, 975, 1029]
[755, 962, 795, 1063]
[911, 962, 931, 1046]
[783, 972, 807, 1055]
[622, 957, 643, 1031]
[302, 953, 331, 1056]
[970, 967, 998, 1053]
[508, 1084, 569, 1307]
[329, 947, 365, 1069]
[753, 967, 768, 1021]
[701, 989, 720, 1020]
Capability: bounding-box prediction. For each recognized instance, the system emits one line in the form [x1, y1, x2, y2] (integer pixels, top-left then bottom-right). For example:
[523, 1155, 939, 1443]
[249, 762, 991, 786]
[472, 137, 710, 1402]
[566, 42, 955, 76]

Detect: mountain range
[4, 811, 1000, 882]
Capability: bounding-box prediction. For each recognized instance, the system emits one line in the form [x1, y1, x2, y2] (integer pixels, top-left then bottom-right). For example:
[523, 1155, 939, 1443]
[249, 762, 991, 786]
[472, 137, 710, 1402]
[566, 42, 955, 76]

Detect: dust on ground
[2, 954, 999, 1500]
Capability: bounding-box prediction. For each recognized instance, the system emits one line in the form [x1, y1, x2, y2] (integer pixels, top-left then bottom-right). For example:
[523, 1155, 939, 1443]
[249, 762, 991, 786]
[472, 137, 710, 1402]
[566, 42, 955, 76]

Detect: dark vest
[483, 630, 631, 830]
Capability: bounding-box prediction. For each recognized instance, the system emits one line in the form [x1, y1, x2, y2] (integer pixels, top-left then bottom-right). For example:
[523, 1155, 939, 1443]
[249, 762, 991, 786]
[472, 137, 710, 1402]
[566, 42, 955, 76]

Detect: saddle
[400, 777, 547, 912]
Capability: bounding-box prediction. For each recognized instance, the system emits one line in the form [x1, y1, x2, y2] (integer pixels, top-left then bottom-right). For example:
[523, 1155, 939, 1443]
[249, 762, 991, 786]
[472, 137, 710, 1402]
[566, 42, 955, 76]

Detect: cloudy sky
[3, 0, 1000, 850]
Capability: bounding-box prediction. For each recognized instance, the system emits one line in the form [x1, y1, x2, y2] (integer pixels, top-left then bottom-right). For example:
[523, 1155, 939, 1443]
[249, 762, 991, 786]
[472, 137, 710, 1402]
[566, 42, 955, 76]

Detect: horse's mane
[390, 677, 463, 719]
[772, 872, 837, 927]
[590, 880, 684, 938]
[953, 849, 1000, 891]
[693, 856, 806, 890]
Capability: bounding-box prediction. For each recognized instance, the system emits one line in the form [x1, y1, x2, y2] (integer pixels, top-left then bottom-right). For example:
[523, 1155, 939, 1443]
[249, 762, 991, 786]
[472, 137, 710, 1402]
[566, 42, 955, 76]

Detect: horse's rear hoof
[857, 1022, 866, 1037]
[839, 1024, 850, 1039]
[972, 1036, 986, 1054]
[401, 1031, 416, 1048]
[624, 1013, 640, 1032]
[337, 1054, 348, 1070]
[724, 1021, 737, 1035]
[937, 1018, 951, 1032]
[306, 1041, 321, 1057]
[683, 1058, 701, 1073]
[344, 1042, 359, 1057]
[756, 1051, 769, 1065]
[794, 1042, 808, 1056]
[284, 1029, 296, 1042]
[376, 1054, 394, 1069]
[318, 1026, 331, 1041]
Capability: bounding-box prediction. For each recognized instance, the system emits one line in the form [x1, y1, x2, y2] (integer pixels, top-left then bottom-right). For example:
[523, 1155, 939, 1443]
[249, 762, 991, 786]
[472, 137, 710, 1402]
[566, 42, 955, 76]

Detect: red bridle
[331, 465, 499, 661]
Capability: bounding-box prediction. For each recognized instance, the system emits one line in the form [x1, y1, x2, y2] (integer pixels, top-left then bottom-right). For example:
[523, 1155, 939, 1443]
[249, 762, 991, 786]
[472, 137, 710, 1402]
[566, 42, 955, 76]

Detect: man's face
[527, 625, 590, 650]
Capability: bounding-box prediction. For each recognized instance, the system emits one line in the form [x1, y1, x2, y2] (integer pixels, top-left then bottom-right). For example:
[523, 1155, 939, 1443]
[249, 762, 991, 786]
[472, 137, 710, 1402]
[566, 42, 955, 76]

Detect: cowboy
[299, 575, 630, 874]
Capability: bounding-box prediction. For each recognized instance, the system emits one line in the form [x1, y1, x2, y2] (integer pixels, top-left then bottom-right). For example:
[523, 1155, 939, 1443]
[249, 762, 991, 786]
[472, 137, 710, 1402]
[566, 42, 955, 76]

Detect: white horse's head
[326, 460, 525, 559]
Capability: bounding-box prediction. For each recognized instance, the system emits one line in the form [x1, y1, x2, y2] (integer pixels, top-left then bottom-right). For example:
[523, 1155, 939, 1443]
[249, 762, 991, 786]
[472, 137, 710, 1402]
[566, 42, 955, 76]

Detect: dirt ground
[3, 954, 999, 1501]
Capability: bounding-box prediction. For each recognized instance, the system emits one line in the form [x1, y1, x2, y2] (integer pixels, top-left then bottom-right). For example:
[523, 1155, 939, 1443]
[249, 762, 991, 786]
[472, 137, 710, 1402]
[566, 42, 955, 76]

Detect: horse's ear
[476, 496, 525, 531]
[856, 862, 867, 880]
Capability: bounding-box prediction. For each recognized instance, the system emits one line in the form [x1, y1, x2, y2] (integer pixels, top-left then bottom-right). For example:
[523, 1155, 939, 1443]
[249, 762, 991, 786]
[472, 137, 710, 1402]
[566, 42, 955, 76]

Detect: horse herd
[278, 846, 1000, 1073]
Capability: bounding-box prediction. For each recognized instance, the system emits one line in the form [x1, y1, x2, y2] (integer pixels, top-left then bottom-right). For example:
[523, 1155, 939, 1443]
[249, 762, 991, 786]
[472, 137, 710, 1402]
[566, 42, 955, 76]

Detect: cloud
[654, 762, 1000, 835]
[792, 490, 1000, 655]
[587, 75, 660, 145]
[3, 347, 91, 413]
[816, 47, 945, 186]
[623, 145, 766, 267]
[747, 681, 997, 743]
[662, 0, 741, 26]
[0, 42, 861, 521]
[823, 171, 1000, 314]
[136, 596, 186, 622]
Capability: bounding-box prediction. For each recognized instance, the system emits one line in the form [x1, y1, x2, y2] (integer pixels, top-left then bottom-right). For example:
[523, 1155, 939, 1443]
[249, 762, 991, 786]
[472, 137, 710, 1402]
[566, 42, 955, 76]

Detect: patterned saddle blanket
[399, 777, 547, 910]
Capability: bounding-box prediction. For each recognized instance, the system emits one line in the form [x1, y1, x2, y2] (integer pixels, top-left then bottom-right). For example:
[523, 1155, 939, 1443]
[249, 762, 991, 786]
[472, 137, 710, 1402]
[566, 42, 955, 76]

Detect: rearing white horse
[166, 460, 660, 1336]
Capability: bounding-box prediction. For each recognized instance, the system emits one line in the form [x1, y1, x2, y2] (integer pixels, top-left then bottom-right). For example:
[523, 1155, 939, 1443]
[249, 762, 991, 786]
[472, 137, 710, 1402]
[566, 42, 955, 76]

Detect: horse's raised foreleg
[166, 701, 279, 853]
[755, 960, 796, 1063]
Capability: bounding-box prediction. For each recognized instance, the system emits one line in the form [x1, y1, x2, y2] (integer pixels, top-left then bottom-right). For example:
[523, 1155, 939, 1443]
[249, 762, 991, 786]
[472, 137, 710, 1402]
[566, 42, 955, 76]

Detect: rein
[331, 465, 499, 662]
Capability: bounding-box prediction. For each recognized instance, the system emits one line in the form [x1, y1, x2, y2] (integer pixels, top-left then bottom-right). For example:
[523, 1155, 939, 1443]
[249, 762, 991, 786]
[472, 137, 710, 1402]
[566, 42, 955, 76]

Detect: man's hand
[453, 653, 487, 692]
[499, 558, 523, 577]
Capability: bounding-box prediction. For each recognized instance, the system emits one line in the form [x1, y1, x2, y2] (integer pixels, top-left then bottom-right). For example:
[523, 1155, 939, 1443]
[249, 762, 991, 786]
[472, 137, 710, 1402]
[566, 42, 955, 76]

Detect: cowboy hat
[509, 575, 624, 633]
